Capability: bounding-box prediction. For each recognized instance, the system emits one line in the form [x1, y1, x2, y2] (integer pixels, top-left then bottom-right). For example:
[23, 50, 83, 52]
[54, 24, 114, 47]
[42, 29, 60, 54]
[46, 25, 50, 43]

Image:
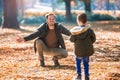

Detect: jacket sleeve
[24, 30, 40, 41]
[23, 24, 45, 41]
[59, 23, 71, 36]
[90, 29, 96, 43]
[70, 35, 76, 42]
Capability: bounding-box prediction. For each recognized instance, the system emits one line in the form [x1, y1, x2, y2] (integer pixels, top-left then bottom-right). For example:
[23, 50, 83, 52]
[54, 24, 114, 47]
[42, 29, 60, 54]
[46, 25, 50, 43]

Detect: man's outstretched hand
[16, 37, 25, 43]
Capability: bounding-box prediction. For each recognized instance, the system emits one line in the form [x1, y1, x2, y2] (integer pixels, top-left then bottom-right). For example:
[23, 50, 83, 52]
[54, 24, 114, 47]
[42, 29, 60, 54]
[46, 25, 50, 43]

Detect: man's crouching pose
[17, 13, 71, 67]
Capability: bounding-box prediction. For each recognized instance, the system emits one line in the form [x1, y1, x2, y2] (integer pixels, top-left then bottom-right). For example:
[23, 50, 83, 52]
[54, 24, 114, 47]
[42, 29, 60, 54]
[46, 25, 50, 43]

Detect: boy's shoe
[76, 74, 81, 80]
[85, 76, 89, 80]
[40, 60, 45, 67]
[53, 60, 60, 67]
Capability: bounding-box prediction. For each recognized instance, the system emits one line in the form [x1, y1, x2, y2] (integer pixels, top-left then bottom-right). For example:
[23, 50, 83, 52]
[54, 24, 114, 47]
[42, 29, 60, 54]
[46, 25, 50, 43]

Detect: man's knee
[62, 49, 68, 58]
[36, 39, 49, 53]
[64, 52, 68, 58]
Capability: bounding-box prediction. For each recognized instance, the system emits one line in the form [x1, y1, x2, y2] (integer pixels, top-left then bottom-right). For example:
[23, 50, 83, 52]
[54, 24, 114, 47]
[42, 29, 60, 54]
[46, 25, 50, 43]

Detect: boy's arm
[90, 29, 96, 43]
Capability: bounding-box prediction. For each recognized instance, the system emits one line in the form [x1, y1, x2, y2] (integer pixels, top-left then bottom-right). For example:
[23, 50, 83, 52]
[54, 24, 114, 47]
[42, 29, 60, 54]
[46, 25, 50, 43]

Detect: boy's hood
[70, 24, 91, 35]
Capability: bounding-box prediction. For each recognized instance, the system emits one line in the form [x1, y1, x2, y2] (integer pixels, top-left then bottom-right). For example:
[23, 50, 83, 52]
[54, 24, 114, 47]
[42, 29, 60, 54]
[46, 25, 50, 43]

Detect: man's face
[46, 15, 55, 26]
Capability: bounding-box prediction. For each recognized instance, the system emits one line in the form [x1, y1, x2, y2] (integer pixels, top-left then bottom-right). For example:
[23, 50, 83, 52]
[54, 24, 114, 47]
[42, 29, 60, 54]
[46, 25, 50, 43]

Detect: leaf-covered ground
[0, 21, 120, 80]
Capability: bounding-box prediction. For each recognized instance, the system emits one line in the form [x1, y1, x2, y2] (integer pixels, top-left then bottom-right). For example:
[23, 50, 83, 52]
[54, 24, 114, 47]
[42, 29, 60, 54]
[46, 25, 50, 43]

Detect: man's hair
[45, 12, 56, 19]
[77, 13, 87, 24]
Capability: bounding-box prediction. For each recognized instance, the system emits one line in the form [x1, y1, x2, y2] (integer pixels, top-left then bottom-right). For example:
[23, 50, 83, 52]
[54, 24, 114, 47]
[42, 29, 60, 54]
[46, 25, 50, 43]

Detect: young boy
[70, 13, 96, 80]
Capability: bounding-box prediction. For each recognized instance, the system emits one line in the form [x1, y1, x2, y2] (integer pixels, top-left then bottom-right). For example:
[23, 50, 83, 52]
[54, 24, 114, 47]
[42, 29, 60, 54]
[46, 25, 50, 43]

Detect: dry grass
[0, 21, 120, 80]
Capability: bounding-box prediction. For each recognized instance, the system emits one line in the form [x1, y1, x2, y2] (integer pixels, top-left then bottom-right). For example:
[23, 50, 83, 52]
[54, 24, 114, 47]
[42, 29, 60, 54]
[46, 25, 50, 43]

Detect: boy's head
[77, 13, 87, 25]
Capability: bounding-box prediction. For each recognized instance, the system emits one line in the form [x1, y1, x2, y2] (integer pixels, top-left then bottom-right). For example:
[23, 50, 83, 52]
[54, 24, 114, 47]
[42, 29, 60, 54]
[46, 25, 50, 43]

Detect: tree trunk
[107, 0, 110, 11]
[2, 0, 19, 29]
[84, 0, 91, 13]
[65, 0, 73, 22]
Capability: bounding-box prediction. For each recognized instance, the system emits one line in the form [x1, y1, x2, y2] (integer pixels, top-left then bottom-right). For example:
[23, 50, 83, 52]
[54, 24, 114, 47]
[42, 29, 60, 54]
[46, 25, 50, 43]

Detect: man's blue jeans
[76, 57, 89, 76]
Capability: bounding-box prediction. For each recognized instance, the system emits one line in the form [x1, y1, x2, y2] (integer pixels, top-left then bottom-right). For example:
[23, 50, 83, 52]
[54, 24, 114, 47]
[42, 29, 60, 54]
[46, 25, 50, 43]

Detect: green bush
[56, 14, 66, 22]
[20, 14, 67, 25]
[72, 13, 77, 22]
[20, 13, 119, 25]
[20, 16, 45, 25]
[87, 13, 115, 21]
[0, 17, 2, 26]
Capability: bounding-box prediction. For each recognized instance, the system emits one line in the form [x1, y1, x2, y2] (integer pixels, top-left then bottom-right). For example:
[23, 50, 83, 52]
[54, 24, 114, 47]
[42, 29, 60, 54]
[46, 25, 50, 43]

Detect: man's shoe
[85, 76, 89, 80]
[40, 60, 45, 67]
[54, 60, 60, 67]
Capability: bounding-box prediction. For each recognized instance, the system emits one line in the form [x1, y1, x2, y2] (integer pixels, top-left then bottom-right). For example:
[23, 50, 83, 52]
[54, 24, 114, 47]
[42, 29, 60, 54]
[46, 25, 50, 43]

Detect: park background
[0, 0, 120, 80]
[0, 0, 120, 27]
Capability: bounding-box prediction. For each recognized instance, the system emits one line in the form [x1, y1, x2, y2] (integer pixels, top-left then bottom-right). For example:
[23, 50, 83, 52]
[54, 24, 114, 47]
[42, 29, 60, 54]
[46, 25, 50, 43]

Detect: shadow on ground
[42, 65, 76, 70]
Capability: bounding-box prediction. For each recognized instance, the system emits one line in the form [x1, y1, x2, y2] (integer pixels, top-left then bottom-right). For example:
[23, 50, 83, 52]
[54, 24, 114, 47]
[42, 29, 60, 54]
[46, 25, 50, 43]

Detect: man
[17, 13, 71, 67]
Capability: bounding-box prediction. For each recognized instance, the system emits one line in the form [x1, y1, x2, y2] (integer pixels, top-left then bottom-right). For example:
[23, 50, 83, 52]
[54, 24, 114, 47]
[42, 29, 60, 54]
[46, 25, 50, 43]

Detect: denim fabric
[76, 57, 89, 76]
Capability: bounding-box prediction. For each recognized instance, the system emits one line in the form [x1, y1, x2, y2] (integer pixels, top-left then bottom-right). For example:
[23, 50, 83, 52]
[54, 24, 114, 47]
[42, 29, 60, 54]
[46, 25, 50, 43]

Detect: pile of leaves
[0, 21, 120, 80]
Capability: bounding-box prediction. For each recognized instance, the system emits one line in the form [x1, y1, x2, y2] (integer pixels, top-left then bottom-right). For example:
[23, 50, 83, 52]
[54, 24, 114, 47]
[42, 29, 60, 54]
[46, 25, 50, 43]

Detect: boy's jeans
[36, 39, 68, 61]
[76, 57, 89, 76]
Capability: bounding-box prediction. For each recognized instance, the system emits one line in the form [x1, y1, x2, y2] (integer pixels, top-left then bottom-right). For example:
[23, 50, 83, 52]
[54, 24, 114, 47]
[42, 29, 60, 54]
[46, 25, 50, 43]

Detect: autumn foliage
[0, 21, 120, 80]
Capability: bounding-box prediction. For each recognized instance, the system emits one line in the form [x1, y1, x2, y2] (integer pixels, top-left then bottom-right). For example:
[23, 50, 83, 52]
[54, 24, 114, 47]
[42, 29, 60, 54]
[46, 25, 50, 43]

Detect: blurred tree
[2, 0, 19, 29]
[17, 0, 24, 17]
[64, 0, 73, 22]
[83, 0, 91, 13]
[106, 0, 110, 11]
[115, 0, 120, 10]
[51, 0, 57, 11]
[0, 0, 2, 9]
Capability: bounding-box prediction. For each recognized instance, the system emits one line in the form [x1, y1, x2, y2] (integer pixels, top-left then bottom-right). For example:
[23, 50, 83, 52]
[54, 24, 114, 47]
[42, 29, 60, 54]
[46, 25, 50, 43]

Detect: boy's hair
[45, 12, 56, 19]
[77, 13, 87, 24]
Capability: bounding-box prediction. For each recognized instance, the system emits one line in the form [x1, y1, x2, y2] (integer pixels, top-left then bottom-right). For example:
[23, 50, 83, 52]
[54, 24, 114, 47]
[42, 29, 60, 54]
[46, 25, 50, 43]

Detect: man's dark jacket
[24, 23, 71, 53]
